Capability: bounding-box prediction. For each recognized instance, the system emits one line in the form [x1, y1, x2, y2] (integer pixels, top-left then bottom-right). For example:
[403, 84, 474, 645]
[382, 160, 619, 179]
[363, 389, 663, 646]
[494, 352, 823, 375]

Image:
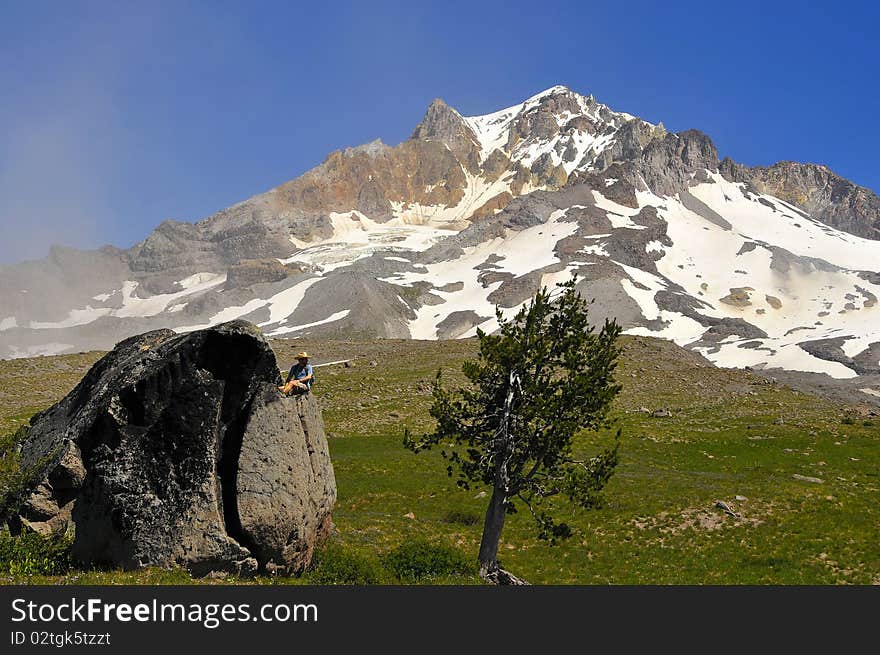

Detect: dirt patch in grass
[631, 503, 768, 534]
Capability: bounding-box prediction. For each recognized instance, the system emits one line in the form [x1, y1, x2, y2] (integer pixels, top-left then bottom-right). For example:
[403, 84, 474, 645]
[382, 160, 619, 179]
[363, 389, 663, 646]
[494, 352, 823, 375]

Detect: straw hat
[296, 351, 310, 359]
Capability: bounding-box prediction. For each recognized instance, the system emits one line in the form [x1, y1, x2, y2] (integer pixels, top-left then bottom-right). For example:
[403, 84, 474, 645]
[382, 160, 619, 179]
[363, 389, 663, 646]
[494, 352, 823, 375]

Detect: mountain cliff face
[1, 85, 878, 398]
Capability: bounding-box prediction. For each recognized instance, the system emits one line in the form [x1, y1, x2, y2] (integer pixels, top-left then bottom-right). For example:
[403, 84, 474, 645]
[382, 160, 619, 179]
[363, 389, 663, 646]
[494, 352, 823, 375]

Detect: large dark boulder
[8, 320, 336, 576]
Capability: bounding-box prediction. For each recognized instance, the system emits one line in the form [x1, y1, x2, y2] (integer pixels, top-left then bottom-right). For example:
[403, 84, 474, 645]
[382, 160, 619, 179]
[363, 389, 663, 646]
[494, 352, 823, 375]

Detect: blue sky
[0, 0, 877, 264]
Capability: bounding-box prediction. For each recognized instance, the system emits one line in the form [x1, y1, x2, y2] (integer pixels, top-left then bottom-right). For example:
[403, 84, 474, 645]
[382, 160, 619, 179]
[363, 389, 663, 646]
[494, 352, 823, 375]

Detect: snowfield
[632, 181, 880, 378]
[381, 208, 579, 339]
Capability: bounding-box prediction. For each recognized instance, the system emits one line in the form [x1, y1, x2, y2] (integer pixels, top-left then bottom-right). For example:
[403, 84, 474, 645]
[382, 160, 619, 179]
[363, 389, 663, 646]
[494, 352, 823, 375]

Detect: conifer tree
[405, 278, 623, 584]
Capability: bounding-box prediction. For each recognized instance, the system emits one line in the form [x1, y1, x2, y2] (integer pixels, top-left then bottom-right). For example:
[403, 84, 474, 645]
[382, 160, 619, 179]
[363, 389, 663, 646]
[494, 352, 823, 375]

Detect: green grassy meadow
[2, 336, 878, 584]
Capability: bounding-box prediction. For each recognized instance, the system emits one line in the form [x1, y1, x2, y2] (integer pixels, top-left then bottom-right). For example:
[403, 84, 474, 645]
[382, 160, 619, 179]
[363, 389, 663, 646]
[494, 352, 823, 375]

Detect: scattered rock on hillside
[224, 258, 306, 290]
[720, 287, 754, 307]
[792, 474, 824, 484]
[714, 500, 740, 518]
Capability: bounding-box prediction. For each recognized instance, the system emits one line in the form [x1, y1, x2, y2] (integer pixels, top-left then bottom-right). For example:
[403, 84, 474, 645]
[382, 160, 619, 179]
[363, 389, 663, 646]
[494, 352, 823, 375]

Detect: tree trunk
[477, 489, 529, 585]
[477, 369, 530, 585]
[478, 486, 506, 578]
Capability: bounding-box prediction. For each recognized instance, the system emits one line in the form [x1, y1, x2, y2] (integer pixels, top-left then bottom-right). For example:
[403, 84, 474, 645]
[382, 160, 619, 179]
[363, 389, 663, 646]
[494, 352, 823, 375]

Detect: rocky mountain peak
[411, 98, 481, 172]
[674, 129, 720, 170]
[411, 98, 461, 138]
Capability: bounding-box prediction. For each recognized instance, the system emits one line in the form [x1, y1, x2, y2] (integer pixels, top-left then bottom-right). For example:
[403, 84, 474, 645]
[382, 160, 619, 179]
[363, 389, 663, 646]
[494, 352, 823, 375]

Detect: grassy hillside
[2, 336, 878, 584]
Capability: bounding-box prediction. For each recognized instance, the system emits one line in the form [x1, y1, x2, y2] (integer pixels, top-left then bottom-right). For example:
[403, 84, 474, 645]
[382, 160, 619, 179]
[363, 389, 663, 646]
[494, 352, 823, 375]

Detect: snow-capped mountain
[1, 85, 879, 399]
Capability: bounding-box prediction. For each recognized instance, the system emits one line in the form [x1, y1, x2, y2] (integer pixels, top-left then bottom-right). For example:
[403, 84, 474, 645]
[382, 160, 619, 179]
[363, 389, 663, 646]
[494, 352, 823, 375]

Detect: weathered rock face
[9, 320, 336, 575]
[639, 129, 720, 197]
[411, 98, 482, 174]
[237, 385, 335, 571]
[224, 258, 301, 290]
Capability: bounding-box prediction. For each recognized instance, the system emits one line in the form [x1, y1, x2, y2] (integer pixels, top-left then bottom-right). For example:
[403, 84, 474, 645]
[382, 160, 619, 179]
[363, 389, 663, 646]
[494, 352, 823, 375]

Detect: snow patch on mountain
[279, 211, 456, 272]
[689, 173, 880, 270]
[463, 85, 636, 172]
[30, 307, 113, 330]
[463, 106, 519, 162]
[626, 182, 880, 378]
[708, 340, 857, 378]
[8, 343, 74, 358]
[58, 274, 223, 328]
[617, 262, 707, 343]
[591, 193, 650, 230]
[462, 86, 577, 158]
[258, 277, 322, 327]
[266, 309, 351, 337]
[383, 208, 579, 338]
[114, 275, 226, 319]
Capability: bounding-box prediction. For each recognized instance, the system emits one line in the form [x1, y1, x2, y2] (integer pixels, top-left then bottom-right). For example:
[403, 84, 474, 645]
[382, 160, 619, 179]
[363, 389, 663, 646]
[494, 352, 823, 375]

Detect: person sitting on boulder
[279, 351, 313, 395]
